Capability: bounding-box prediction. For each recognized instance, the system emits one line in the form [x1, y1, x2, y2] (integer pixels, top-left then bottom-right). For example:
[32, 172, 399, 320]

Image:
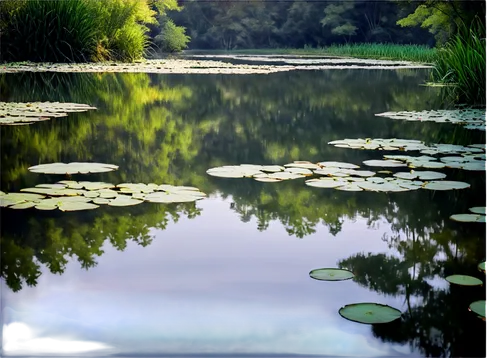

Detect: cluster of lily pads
[0, 162, 206, 211]
[0, 58, 432, 75]
[0, 102, 96, 126]
[207, 161, 471, 192]
[450, 206, 486, 223]
[328, 138, 485, 171]
[374, 109, 486, 131]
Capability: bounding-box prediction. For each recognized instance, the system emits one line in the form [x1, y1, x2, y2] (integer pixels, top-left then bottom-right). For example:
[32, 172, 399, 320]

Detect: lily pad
[309, 268, 354, 281]
[423, 181, 470, 191]
[478, 261, 485, 273]
[339, 303, 402, 324]
[469, 207, 486, 215]
[450, 214, 485, 223]
[305, 178, 349, 188]
[0, 192, 46, 207]
[394, 171, 446, 180]
[363, 159, 406, 167]
[206, 165, 263, 178]
[28, 162, 118, 174]
[33, 196, 95, 211]
[318, 161, 360, 169]
[283, 161, 320, 170]
[445, 274, 483, 286]
[285, 167, 313, 175]
[0, 101, 97, 126]
[107, 195, 143, 206]
[469, 300, 485, 319]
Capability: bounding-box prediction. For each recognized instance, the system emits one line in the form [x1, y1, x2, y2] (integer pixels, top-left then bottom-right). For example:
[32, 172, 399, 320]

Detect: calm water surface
[0, 67, 486, 357]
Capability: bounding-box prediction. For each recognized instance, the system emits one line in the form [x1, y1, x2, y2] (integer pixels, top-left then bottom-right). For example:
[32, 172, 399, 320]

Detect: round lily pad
[318, 161, 360, 169]
[363, 159, 406, 167]
[469, 300, 485, 319]
[423, 181, 470, 191]
[309, 268, 354, 281]
[28, 162, 119, 174]
[206, 165, 263, 178]
[339, 303, 402, 324]
[478, 261, 485, 273]
[283, 161, 320, 170]
[305, 178, 348, 188]
[450, 214, 485, 223]
[469, 206, 486, 215]
[445, 274, 483, 286]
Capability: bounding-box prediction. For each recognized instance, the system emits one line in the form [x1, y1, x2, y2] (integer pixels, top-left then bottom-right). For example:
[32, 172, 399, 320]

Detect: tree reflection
[338, 215, 486, 357]
[0, 66, 485, 317]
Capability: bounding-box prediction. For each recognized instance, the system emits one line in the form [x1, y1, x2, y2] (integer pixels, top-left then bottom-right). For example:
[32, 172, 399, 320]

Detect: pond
[0, 62, 486, 357]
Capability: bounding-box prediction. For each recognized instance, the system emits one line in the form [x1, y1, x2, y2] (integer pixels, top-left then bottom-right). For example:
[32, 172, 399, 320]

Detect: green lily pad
[0, 192, 46, 207]
[478, 261, 485, 273]
[0, 101, 97, 125]
[445, 274, 483, 286]
[450, 214, 485, 223]
[336, 183, 363, 191]
[285, 167, 313, 175]
[93, 197, 111, 205]
[267, 172, 305, 180]
[339, 303, 402, 324]
[469, 300, 485, 319]
[305, 178, 348, 188]
[363, 159, 406, 167]
[253, 176, 283, 183]
[356, 181, 410, 192]
[206, 165, 263, 178]
[469, 207, 486, 215]
[107, 195, 143, 206]
[309, 268, 354, 281]
[20, 187, 84, 196]
[9, 202, 36, 209]
[260, 165, 285, 172]
[283, 161, 320, 170]
[423, 181, 470, 191]
[28, 162, 118, 174]
[394, 171, 446, 180]
[33, 196, 93, 211]
[318, 161, 360, 169]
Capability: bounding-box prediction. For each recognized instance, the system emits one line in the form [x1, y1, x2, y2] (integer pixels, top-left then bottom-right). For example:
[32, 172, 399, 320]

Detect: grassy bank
[183, 44, 438, 64]
[432, 19, 485, 105]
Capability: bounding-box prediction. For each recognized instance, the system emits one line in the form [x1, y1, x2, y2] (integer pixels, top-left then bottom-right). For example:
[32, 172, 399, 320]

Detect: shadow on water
[0, 68, 485, 357]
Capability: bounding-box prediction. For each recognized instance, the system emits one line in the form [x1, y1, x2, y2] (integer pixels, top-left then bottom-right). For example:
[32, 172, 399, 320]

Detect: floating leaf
[59, 201, 99, 211]
[28, 162, 118, 174]
[107, 195, 143, 206]
[9, 202, 36, 209]
[283, 161, 320, 170]
[450, 214, 485, 223]
[423, 181, 470, 191]
[206, 165, 263, 178]
[309, 268, 354, 281]
[318, 161, 360, 169]
[478, 261, 485, 273]
[339, 303, 402, 324]
[469, 300, 485, 319]
[305, 178, 348, 188]
[469, 207, 486, 215]
[285, 167, 313, 175]
[363, 159, 406, 167]
[445, 275, 483, 286]
[394, 171, 446, 180]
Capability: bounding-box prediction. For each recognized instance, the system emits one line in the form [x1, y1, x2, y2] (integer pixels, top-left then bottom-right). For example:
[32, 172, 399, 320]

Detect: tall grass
[431, 18, 485, 105]
[0, 0, 155, 63]
[204, 44, 438, 63]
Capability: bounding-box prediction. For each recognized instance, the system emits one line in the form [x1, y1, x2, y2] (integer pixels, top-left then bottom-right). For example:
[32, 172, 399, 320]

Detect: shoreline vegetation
[0, 0, 485, 105]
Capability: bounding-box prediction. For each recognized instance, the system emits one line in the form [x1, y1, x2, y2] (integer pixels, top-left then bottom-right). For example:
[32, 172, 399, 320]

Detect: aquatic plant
[431, 18, 486, 105]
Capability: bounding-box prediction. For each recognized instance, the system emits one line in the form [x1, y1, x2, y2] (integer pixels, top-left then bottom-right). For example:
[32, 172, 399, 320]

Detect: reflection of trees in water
[0, 66, 486, 355]
[338, 210, 486, 357]
[1, 203, 201, 292]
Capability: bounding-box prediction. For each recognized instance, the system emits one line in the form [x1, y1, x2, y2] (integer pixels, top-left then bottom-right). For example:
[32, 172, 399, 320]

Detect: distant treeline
[169, 0, 485, 50]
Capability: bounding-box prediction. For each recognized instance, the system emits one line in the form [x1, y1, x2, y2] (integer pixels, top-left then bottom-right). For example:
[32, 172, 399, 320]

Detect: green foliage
[431, 19, 485, 105]
[154, 17, 190, 52]
[321, 3, 358, 37]
[0, 0, 187, 62]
